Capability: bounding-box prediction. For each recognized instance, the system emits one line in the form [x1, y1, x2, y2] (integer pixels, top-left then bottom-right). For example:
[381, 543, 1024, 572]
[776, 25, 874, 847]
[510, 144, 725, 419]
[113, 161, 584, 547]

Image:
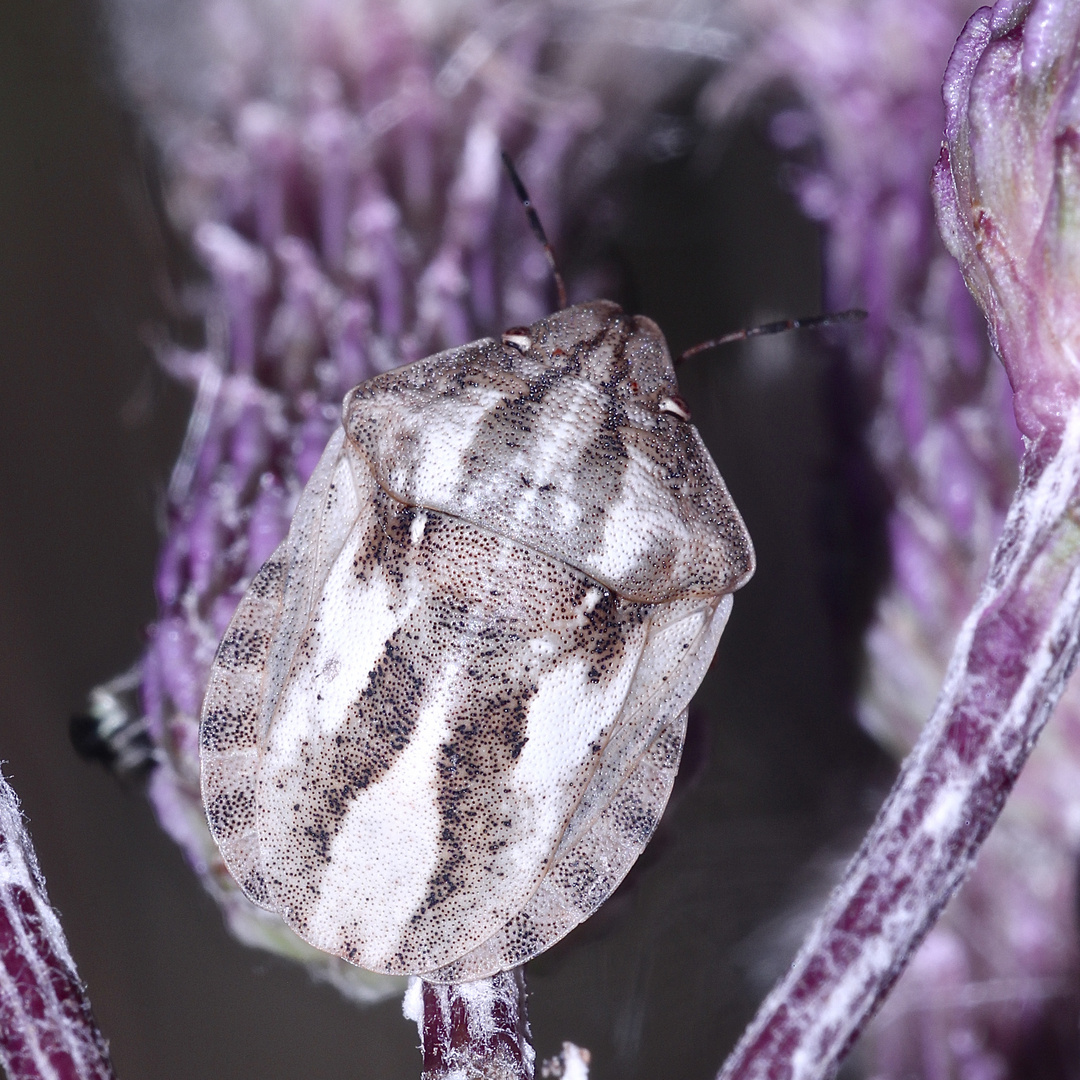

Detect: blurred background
[0, 2, 897, 1077]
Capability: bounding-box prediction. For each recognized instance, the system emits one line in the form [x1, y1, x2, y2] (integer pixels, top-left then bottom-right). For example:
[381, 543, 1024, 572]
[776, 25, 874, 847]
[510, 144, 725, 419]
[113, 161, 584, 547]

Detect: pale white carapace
[200, 299, 754, 982]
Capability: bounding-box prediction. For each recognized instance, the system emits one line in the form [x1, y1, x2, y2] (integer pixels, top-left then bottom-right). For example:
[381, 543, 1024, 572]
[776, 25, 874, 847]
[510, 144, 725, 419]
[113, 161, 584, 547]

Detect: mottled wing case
[201, 426, 358, 905]
[201, 300, 754, 980]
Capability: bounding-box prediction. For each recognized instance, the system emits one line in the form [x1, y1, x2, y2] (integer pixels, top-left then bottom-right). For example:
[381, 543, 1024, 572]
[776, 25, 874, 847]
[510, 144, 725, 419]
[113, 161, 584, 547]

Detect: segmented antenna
[676, 309, 867, 364]
[501, 150, 568, 310]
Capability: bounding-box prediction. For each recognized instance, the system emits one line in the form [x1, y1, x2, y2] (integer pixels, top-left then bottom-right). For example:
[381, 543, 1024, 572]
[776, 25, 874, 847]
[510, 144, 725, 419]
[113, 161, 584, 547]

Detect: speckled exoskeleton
[200, 299, 754, 982]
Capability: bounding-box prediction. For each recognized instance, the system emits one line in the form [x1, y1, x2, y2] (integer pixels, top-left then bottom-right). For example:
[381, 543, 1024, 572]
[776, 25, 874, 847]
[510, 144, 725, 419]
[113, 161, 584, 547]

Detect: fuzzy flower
[96, 0, 744, 1019]
[125, 0, 592, 1004]
[867, 0, 1080, 1073]
[705, 0, 1080, 1076]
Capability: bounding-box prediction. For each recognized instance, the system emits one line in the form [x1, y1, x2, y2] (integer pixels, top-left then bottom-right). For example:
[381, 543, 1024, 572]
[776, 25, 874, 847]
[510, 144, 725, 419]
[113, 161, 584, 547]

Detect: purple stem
[0, 774, 116, 1080]
[407, 968, 534, 1080]
[716, 415, 1080, 1078]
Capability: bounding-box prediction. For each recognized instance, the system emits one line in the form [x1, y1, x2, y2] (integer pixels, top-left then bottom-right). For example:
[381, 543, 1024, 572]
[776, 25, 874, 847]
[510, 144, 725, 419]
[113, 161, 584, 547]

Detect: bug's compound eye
[502, 328, 532, 352]
[552, 347, 567, 357]
[659, 394, 692, 421]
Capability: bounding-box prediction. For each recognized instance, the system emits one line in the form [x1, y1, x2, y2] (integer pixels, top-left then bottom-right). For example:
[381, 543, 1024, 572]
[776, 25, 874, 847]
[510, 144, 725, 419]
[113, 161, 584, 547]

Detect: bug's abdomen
[257, 488, 653, 975]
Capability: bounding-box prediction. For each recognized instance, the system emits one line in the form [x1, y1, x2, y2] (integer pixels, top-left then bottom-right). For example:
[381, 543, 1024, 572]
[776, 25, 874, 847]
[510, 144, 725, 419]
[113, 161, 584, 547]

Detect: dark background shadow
[0, 2, 894, 1077]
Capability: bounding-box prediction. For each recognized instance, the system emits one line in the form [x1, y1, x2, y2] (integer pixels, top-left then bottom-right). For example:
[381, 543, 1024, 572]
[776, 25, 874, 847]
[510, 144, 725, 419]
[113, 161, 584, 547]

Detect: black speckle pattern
[205, 774, 256, 841]
[200, 696, 257, 754]
[215, 624, 273, 674]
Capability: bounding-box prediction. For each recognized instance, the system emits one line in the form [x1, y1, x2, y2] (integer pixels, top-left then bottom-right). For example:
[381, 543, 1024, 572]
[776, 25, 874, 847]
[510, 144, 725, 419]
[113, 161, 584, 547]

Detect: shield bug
[199, 164, 756, 983]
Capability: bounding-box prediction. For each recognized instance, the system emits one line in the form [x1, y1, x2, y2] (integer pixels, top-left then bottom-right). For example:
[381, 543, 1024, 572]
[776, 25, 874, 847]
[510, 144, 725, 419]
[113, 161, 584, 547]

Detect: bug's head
[499, 299, 691, 420]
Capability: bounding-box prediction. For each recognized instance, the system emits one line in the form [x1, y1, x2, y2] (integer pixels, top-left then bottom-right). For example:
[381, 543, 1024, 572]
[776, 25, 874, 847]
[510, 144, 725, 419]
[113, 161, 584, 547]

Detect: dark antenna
[676, 309, 867, 364]
[501, 150, 568, 310]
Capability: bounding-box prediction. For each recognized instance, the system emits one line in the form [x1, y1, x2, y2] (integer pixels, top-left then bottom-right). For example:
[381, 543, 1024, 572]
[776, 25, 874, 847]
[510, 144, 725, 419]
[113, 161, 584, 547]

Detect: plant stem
[717, 410, 1080, 1079]
[407, 967, 534, 1080]
[0, 774, 116, 1080]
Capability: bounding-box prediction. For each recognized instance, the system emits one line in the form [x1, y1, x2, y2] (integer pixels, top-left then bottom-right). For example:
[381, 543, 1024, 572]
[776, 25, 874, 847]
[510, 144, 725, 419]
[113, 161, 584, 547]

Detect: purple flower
[102, 0, 744, 1020]
[708, 0, 1080, 1075]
